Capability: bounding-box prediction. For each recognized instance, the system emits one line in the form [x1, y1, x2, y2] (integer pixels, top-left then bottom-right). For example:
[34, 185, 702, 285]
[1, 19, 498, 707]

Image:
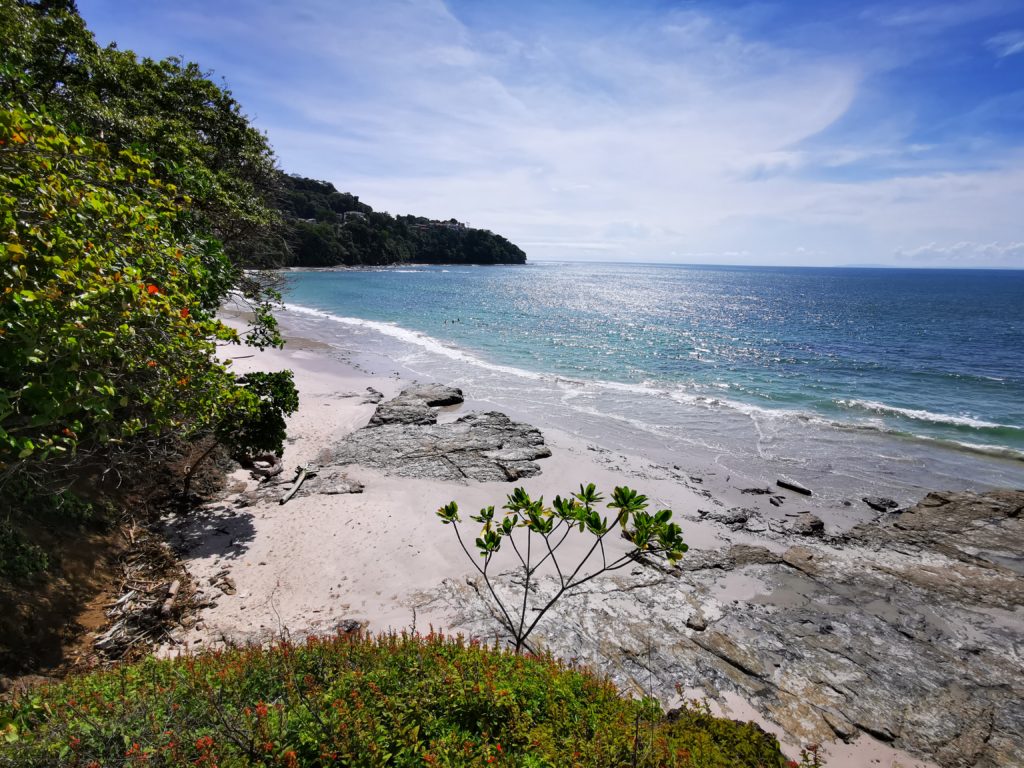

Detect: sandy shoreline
[165, 318, 740, 643]
[157, 309, 952, 768]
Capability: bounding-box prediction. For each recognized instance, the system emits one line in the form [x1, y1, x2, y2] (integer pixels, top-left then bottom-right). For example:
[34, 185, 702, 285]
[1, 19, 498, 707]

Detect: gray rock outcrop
[863, 496, 900, 513]
[401, 383, 465, 406]
[790, 511, 824, 536]
[366, 383, 464, 426]
[424, 489, 1024, 767]
[333, 409, 551, 482]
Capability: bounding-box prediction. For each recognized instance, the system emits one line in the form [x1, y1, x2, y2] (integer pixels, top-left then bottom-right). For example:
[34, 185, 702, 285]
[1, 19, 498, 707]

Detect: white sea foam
[914, 436, 1024, 462]
[835, 399, 1016, 430]
[286, 302, 1023, 465]
[285, 304, 545, 380]
[668, 387, 818, 424]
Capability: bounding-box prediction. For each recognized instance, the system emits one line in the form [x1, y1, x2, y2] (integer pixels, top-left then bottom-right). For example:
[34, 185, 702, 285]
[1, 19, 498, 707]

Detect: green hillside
[265, 174, 527, 267]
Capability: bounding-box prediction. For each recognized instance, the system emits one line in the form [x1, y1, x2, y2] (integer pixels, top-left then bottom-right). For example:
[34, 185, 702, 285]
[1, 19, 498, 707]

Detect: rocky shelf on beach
[326, 384, 552, 482]
[423, 489, 1024, 768]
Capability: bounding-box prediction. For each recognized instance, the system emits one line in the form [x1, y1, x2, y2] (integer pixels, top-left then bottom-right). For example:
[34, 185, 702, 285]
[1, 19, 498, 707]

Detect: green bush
[0, 106, 296, 504]
[0, 2, 296, 512]
[0, 632, 790, 767]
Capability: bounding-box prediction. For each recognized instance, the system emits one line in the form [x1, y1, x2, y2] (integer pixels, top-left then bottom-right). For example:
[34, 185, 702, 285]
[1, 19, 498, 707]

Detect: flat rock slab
[247, 467, 365, 503]
[331, 410, 551, 482]
[425, 489, 1024, 767]
[297, 468, 365, 497]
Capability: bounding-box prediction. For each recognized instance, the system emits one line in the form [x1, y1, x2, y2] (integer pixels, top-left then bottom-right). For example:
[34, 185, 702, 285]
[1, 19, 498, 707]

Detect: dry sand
[159, 313, 937, 768]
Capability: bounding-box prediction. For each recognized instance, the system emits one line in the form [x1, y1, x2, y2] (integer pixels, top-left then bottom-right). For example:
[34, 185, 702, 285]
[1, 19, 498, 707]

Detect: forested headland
[267, 174, 526, 267]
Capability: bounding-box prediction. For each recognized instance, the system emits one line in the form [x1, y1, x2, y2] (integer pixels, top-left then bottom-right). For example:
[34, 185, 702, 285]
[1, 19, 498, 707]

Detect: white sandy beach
[159, 313, 939, 768]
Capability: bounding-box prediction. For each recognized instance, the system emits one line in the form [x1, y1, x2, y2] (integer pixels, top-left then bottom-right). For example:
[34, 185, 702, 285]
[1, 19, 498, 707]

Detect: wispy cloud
[861, 1, 1014, 31]
[987, 29, 1024, 56]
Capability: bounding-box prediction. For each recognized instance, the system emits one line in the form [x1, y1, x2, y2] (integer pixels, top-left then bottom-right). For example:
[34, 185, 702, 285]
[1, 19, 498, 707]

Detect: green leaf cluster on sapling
[438, 483, 687, 652]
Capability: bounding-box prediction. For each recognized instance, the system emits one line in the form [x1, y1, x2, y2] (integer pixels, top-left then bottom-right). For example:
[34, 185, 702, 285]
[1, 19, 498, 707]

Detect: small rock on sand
[863, 496, 900, 513]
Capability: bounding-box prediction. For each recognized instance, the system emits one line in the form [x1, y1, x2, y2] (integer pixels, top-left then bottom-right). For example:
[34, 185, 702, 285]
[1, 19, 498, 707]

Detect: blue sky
[77, 0, 1024, 267]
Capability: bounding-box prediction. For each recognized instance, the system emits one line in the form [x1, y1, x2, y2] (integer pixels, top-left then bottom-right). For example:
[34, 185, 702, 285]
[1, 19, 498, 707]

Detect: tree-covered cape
[0, 0, 296, 514]
[269, 173, 527, 267]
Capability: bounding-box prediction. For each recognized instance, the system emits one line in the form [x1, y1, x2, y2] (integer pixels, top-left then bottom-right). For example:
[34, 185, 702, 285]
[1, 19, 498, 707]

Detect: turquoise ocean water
[280, 263, 1024, 503]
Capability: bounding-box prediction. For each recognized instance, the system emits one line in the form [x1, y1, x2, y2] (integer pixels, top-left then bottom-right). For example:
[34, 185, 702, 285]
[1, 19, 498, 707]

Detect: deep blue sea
[280, 263, 1024, 502]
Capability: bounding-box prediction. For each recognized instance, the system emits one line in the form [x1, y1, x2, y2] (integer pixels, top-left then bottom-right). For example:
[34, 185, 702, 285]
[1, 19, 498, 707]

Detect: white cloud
[987, 30, 1024, 57]
[236, 2, 871, 258]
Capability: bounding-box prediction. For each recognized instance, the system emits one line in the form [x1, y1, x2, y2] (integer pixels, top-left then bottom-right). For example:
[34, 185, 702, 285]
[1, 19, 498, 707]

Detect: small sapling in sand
[437, 483, 687, 653]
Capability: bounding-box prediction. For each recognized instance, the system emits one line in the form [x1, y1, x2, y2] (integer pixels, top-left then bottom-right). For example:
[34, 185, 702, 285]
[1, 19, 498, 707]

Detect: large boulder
[401, 383, 464, 406]
[333, 411, 551, 482]
[366, 384, 465, 427]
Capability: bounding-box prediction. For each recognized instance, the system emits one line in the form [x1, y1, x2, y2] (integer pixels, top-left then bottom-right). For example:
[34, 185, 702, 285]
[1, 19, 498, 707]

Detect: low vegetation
[0, 632, 794, 767]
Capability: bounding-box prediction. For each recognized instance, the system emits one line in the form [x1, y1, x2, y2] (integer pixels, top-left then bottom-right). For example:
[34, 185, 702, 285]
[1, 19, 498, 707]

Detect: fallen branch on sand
[280, 464, 318, 505]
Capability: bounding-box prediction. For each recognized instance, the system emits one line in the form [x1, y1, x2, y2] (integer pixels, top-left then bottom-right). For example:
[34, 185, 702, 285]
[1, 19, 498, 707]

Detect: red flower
[147, 284, 159, 295]
[180, 307, 189, 318]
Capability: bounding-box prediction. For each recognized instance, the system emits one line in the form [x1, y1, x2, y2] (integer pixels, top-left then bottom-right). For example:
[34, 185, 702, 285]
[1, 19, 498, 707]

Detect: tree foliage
[438, 484, 687, 653]
[0, 0, 280, 264]
[0, 2, 297, 509]
[0, 106, 295, 496]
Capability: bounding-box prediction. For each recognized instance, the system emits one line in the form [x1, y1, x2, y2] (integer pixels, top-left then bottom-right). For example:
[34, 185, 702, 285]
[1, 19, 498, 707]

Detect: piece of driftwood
[94, 528, 194, 659]
[280, 464, 318, 505]
[161, 579, 181, 618]
[777, 478, 812, 496]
